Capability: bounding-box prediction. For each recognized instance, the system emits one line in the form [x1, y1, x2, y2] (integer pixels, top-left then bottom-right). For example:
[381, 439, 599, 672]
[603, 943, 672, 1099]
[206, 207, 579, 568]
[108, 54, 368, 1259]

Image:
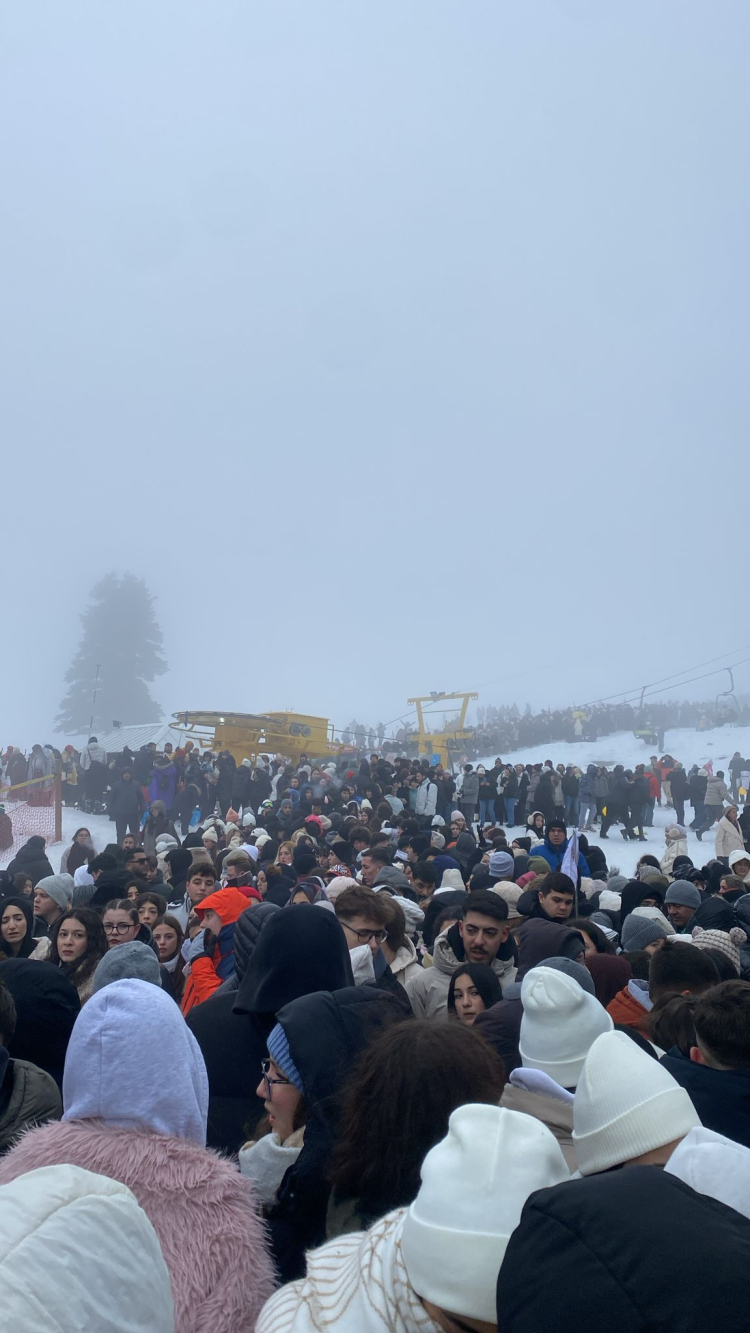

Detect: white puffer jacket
[0, 1163, 174, 1332]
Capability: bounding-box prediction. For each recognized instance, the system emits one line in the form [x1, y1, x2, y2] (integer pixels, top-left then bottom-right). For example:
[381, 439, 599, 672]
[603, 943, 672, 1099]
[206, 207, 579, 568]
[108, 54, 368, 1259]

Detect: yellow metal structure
[172, 711, 342, 765]
[406, 691, 478, 767]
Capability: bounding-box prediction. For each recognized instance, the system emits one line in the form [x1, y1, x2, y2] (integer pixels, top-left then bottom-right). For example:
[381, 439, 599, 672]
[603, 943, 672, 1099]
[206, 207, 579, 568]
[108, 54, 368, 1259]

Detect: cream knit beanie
[573, 1030, 701, 1176]
[631, 905, 676, 935]
[401, 1104, 569, 1324]
[519, 966, 613, 1088]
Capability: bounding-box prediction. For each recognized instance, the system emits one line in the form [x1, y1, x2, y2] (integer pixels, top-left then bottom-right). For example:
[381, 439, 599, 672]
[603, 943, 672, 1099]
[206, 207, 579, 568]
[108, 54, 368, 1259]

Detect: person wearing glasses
[332, 884, 391, 984]
[123, 847, 150, 890]
[101, 900, 148, 950]
[239, 1026, 307, 1210]
[333, 884, 390, 955]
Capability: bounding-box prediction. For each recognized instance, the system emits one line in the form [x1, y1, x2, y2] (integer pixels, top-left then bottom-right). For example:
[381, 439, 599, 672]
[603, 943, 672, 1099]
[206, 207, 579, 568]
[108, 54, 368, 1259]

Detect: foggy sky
[3, 1, 749, 749]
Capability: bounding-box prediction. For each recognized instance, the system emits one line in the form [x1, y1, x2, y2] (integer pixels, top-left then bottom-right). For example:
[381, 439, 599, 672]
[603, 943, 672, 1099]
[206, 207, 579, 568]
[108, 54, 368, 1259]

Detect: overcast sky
[2, 1, 748, 747]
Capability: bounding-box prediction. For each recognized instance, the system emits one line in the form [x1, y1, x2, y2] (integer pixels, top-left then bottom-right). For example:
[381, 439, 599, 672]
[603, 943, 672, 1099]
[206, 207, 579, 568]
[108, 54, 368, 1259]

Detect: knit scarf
[256, 1209, 441, 1333]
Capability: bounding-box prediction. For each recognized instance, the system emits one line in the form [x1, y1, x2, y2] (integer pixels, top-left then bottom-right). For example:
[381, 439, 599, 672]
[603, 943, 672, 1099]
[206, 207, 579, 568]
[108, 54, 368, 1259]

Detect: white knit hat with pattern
[691, 925, 747, 975]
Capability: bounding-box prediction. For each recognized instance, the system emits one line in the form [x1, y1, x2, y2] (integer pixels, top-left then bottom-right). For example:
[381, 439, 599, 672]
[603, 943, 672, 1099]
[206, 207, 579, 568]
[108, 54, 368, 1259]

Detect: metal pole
[89, 664, 101, 734]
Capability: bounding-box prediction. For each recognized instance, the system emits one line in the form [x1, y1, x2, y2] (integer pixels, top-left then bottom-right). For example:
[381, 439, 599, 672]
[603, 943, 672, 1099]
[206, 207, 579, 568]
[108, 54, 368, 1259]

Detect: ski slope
[477, 726, 750, 778]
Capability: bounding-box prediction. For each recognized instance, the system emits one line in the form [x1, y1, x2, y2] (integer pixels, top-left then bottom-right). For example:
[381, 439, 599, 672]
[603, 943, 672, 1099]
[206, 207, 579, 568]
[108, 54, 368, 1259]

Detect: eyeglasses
[103, 922, 136, 935]
[130, 858, 147, 866]
[342, 925, 387, 945]
[261, 1058, 291, 1100]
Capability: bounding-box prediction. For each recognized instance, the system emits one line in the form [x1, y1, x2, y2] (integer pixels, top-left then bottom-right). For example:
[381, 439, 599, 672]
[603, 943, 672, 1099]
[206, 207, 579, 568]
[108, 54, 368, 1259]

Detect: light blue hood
[62, 979, 209, 1144]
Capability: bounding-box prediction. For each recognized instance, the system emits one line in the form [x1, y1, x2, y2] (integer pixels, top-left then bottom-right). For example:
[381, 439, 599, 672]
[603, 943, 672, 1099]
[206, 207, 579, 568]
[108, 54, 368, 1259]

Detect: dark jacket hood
[277, 985, 407, 1119]
[0, 897, 36, 959]
[497, 1166, 750, 1333]
[231, 902, 281, 984]
[88, 870, 134, 911]
[692, 895, 735, 932]
[516, 918, 586, 980]
[233, 904, 353, 1015]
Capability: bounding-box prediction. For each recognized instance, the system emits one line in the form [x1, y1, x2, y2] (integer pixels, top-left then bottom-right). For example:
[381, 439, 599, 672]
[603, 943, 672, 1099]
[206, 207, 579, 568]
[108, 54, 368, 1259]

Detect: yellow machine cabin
[172, 710, 343, 765]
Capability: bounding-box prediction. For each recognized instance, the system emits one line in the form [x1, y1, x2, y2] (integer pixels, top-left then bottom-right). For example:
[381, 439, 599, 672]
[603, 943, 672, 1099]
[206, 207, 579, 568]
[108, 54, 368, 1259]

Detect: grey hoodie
[62, 978, 209, 1144]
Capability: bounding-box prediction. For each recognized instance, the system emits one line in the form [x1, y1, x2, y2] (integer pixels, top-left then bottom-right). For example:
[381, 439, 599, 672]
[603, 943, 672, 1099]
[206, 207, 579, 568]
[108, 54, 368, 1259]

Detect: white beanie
[401, 1105, 569, 1324]
[201, 827, 218, 844]
[519, 967, 613, 1088]
[437, 869, 466, 892]
[598, 889, 622, 913]
[573, 1030, 701, 1176]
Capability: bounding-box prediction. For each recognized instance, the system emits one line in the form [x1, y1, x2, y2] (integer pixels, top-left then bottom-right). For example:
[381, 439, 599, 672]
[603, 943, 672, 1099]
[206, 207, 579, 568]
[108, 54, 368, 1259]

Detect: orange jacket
[607, 985, 652, 1040]
[180, 888, 249, 1017]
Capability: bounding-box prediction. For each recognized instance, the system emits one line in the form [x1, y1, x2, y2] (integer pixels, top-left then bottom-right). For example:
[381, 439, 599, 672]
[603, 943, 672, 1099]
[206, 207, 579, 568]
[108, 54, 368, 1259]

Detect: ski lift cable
[576, 644, 750, 710]
[617, 655, 750, 706]
[332, 647, 750, 742]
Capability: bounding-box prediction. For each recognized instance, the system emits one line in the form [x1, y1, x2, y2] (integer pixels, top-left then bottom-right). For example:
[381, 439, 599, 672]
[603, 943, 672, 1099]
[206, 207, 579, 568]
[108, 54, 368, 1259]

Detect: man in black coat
[667, 761, 689, 827]
[689, 766, 709, 830]
[107, 767, 144, 844]
[628, 766, 650, 841]
[599, 766, 634, 840]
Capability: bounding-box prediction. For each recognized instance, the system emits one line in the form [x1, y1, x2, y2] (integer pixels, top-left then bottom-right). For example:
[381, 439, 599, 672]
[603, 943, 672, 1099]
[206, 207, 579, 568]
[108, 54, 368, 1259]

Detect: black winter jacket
[661, 1046, 750, 1149]
[4, 840, 53, 888]
[497, 1166, 750, 1333]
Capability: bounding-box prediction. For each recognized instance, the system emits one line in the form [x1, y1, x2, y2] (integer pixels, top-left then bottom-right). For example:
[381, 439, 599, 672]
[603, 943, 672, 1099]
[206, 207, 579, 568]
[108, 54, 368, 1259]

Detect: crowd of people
[0, 738, 750, 1330]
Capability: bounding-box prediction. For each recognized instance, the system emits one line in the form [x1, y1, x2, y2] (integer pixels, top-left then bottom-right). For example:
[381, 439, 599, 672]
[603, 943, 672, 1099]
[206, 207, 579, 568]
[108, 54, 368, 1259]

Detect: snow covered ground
[7, 727, 743, 879]
[475, 726, 750, 877]
[478, 725, 750, 779]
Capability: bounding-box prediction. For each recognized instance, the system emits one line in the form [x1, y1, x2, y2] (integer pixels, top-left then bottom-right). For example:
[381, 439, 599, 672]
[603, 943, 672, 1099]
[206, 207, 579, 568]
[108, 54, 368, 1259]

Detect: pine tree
[56, 573, 167, 735]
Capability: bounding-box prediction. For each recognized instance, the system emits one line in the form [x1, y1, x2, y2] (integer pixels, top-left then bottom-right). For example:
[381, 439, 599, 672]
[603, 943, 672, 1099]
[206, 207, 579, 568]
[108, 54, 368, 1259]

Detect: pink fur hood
[0, 1118, 275, 1333]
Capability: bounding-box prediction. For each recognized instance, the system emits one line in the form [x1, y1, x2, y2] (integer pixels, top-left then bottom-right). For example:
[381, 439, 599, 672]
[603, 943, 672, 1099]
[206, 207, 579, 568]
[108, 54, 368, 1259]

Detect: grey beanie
[373, 866, 411, 893]
[606, 874, 629, 896]
[621, 914, 669, 953]
[71, 881, 97, 909]
[536, 956, 596, 996]
[34, 874, 74, 910]
[665, 881, 702, 910]
[489, 850, 515, 879]
[92, 942, 162, 993]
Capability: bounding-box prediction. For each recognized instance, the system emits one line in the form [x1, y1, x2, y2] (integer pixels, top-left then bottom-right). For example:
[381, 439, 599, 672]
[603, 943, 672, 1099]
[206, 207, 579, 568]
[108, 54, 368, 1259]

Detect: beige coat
[715, 816, 746, 860]
[660, 827, 688, 875]
[386, 938, 423, 987]
[500, 1082, 577, 1172]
